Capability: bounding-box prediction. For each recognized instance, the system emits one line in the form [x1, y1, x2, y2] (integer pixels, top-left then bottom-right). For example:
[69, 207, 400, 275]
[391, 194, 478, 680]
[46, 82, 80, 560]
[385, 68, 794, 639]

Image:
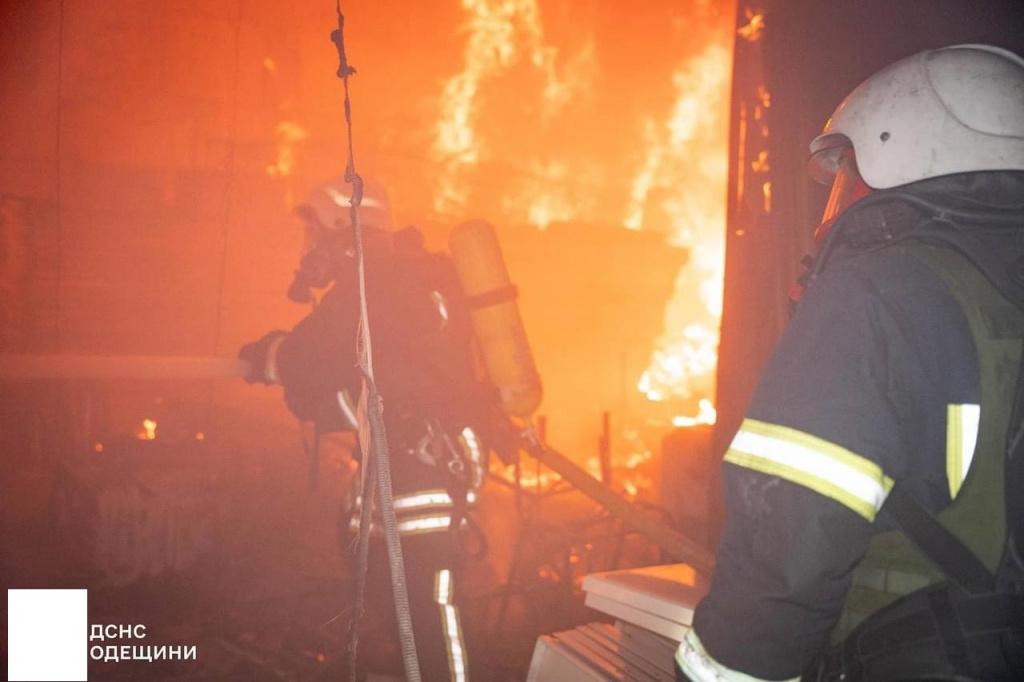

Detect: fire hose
[521, 430, 716, 578]
[0, 354, 251, 380]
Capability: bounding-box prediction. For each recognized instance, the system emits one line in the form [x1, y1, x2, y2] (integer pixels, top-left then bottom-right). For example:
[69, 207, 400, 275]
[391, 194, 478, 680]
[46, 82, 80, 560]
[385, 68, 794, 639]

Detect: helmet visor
[821, 147, 872, 224]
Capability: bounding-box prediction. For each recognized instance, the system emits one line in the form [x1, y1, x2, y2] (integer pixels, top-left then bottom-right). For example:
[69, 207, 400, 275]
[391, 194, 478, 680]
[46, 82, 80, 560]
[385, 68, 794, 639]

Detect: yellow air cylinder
[449, 220, 543, 418]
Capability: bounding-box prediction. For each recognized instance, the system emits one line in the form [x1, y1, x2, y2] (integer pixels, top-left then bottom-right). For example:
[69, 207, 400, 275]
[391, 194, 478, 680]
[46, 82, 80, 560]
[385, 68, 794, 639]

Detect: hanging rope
[54, 0, 66, 352]
[331, 5, 421, 681]
[205, 0, 246, 436]
[210, 0, 246, 362]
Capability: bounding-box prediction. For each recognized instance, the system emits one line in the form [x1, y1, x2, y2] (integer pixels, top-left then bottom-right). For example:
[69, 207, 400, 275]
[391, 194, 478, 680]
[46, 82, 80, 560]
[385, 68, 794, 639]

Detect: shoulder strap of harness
[883, 241, 1024, 592]
[882, 485, 994, 594]
[1006, 332, 1024, 589]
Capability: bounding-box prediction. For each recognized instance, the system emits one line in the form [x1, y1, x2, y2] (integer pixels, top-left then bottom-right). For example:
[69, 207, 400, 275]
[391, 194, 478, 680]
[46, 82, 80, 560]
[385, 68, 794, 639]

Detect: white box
[8, 589, 88, 682]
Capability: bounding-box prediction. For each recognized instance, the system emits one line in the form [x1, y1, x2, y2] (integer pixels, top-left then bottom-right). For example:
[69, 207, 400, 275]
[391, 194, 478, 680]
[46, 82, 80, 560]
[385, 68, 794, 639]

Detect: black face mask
[287, 231, 348, 303]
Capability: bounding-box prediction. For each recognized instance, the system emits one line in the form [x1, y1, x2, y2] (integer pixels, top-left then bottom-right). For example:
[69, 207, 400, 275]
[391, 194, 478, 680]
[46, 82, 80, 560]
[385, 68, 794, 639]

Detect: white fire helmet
[808, 44, 1024, 192]
[295, 176, 397, 233]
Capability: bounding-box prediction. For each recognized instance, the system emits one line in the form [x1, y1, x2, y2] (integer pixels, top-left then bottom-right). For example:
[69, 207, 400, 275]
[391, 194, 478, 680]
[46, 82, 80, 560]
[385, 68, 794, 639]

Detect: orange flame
[633, 39, 733, 411]
[433, 0, 594, 219]
[672, 398, 718, 427]
[737, 9, 766, 42]
[137, 419, 157, 441]
[266, 120, 308, 179]
[431, 4, 735, 428]
[263, 54, 307, 209]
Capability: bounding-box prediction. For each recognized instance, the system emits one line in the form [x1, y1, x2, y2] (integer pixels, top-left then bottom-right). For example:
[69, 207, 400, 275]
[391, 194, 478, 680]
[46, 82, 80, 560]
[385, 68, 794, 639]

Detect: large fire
[432, 0, 596, 222]
[270, 2, 735, 458]
[431, 1, 734, 423]
[631, 39, 732, 417]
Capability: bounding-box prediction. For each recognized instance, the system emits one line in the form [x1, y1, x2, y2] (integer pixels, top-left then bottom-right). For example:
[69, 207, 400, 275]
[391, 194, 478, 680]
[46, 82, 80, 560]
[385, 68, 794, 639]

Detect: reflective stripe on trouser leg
[434, 568, 468, 682]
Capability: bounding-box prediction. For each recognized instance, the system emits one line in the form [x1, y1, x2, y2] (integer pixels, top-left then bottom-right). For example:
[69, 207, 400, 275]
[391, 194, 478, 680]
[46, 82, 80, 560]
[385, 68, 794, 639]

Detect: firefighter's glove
[238, 331, 288, 384]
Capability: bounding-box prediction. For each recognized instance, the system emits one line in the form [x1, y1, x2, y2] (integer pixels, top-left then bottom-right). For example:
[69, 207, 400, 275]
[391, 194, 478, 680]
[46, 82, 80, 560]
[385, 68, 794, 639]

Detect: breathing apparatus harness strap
[875, 240, 1024, 595]
[881, 485, 995, 595]
[882, 312, 1024, 597]
[1007, 340, 1024, 587]
[465, 283, 519, 309]
[410, 419, 473, 530]
[792, 184, 1024, 596]
[803, 241, 1024, 682]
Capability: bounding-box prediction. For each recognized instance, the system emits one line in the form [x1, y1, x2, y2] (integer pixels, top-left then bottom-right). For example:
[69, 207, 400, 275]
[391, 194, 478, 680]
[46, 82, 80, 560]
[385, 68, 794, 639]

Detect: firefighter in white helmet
[678, 45, 1024, 681]
[241, 176, 515, 681]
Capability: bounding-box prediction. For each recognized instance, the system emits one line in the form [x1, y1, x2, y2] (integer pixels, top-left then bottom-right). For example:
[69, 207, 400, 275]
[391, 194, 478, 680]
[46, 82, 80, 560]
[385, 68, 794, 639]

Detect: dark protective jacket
[276, 244, 485, 438]
[679, 219, 1024, 680]
[273, 242, 493, 681]
[276, 239, 509, 530]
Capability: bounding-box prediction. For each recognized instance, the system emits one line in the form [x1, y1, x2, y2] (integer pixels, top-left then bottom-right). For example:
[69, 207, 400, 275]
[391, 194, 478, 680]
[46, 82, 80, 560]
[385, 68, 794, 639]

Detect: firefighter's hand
[238, 331, 287, 384]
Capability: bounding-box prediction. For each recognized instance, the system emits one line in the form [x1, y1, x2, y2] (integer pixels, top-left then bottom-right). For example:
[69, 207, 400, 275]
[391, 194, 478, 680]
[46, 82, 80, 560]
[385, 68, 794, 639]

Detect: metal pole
[599, 411, 611, 484]
[0, 355, 251, 380]
[525, 442, 715, 577]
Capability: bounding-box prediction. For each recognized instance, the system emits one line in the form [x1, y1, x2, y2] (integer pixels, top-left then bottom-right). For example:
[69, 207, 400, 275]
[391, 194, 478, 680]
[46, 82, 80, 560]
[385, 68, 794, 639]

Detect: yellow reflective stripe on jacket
[348, 513, 469, 536]
[392, 489, 478, 512]
[460, 426, 482, 461]
[459, 426, 486, 489]
[395, 491, 456, 511]
[434, 569, 468, 682]
[397, 514, 465, 535]
[335, 390, 359, 430]
[351, 489, 478, 515]
[724, 418, 894, 522]
[946, 403, 980, 499]
[676, 628, 798, 682]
